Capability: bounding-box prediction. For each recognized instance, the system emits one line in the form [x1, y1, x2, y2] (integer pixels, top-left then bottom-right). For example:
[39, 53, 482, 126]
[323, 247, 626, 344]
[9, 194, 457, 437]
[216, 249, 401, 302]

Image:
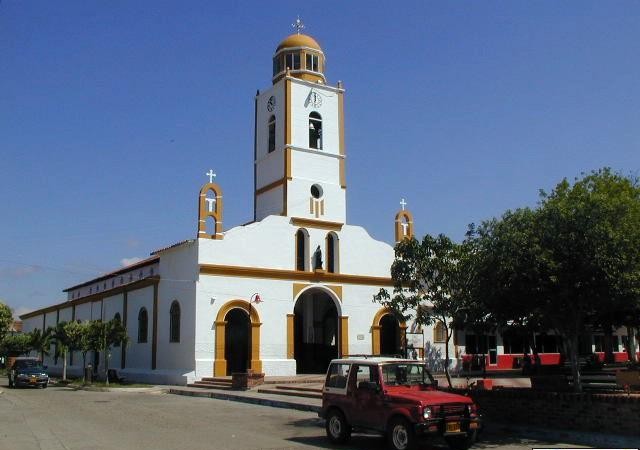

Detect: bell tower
[253, 24, 346, 224]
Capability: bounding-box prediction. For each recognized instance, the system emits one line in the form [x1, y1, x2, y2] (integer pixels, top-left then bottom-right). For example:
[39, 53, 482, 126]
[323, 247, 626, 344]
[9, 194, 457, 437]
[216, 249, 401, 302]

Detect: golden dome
[276, 33, 322, 52]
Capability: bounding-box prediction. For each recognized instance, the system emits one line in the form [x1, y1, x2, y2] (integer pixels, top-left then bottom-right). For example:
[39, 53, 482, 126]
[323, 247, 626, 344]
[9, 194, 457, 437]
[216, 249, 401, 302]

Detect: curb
[168, 388, 321, 413]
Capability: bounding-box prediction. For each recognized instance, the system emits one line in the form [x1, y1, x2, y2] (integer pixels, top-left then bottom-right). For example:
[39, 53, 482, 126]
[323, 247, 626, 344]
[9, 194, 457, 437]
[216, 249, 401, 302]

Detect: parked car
[319, 357, 481, 450]
[8, 357, 49, 389]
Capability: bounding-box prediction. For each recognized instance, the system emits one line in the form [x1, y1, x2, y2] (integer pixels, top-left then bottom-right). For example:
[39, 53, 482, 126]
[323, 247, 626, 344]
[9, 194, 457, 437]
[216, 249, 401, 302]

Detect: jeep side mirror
[43, 365, 48, 370]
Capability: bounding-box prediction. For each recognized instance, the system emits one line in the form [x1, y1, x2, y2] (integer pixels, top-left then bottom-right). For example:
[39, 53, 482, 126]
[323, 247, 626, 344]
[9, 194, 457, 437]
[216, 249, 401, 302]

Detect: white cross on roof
[400, 198, 407, 211]
[206, 169, 216, 184]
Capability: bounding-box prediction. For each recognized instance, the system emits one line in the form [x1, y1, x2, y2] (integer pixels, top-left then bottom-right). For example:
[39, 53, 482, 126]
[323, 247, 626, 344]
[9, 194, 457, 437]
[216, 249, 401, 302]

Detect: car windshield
[16, 360, 43, 370]
[381, 363, 434, 386]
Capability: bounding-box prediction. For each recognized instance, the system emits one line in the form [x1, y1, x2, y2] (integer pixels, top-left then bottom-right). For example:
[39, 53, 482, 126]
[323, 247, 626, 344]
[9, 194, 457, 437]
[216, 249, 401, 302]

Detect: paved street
[0, 379, 592, 450]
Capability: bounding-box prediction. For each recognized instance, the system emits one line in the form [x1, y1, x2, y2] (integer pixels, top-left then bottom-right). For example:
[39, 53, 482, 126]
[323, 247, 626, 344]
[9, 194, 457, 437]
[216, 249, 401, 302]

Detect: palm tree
[29, 327, 53, 363]
[51, 322, 72, 381]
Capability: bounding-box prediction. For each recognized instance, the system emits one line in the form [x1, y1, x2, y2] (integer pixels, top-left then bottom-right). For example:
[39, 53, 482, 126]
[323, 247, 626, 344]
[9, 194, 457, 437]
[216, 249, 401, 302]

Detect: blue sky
[1, 1, 639, 317]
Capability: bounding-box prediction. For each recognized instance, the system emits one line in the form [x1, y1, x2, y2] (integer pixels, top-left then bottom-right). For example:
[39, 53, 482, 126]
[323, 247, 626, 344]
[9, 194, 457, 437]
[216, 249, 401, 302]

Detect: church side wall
[154, 244, 198, 384]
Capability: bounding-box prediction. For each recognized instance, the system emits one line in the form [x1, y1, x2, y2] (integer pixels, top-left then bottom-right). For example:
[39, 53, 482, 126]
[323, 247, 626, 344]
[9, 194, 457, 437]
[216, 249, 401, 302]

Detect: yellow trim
[291, 217, 343, 231]
[285, 147, 292, 180]
[214, 320, 227, 376]
[293, 282, 342, 301]
[201, 264, 392, 286]
[198, 182, 224, 240]
[340, 316, 349, 357]
[255, 178, 285, 196]
[286, 314, 295, 359]
[394, 210, 414, 242]
[214, 300, 262, 376]
[371, 307, 408, 355]
[292, 283, 307, 299]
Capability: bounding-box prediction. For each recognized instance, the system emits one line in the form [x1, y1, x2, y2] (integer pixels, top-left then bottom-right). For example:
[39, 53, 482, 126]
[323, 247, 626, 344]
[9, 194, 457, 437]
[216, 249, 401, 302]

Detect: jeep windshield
[381, 363, 435, 386]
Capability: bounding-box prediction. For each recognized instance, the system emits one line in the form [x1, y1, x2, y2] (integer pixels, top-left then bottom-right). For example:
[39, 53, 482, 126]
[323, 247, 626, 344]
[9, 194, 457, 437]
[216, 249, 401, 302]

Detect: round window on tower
[310, 184, 323, 199]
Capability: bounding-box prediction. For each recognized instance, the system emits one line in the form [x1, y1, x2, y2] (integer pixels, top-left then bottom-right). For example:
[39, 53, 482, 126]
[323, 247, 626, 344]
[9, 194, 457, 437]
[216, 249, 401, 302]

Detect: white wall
[124, 285, 154, 370]
[154, 242, 198, 384]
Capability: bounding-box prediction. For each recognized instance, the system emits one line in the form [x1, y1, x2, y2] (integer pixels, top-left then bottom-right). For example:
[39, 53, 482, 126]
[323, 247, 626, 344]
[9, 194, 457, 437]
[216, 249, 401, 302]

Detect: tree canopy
[0, 301, 13, 343]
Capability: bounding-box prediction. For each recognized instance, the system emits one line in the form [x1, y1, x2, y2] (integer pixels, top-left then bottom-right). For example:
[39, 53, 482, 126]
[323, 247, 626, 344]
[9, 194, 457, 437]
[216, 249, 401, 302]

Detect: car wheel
[445, 430, 477, 450]
[42, 382, 48, 389]
[387, 417, 415, 450]
[325, 409, 351, 444]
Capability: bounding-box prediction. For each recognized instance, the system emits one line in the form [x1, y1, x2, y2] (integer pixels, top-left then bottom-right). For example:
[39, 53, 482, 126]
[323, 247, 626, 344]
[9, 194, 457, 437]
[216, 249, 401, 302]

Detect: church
[20, 28, 428, 384]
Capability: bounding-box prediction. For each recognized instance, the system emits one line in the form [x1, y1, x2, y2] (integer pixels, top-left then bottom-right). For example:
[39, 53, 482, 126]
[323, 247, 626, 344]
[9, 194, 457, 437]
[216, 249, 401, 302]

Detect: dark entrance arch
[225, 308, 250, 375]
[294, 289, 339, 374]
[380, 314, 402, 356]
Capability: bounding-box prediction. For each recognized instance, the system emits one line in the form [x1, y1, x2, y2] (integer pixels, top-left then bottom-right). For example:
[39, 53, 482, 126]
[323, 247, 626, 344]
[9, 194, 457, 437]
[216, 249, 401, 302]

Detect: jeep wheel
[445, 430, 477, 450]
[387, 417, 415, 450]
[325, 409, 351, 444]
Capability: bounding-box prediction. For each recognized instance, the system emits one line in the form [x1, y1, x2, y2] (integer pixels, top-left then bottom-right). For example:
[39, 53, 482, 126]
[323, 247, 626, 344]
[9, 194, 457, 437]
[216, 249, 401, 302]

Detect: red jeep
[319, 357, 481, 450]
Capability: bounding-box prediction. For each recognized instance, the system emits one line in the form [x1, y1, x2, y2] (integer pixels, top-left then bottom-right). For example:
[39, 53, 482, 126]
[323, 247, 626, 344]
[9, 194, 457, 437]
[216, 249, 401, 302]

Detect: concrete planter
[231, 370, 265, 390]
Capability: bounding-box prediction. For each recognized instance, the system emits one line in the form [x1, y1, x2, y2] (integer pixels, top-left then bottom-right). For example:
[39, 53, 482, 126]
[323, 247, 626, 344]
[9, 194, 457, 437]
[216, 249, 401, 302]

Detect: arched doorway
[294, 289, 339, 374]
[225, 308, 250, 375]
[372, 307, 407, 357]
[380, 314, 402, 356]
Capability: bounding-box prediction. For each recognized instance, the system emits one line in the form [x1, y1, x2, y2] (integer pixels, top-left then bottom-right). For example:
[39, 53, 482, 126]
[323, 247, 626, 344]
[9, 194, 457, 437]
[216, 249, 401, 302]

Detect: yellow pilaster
[371, 325, 381, 355]
[214, 320, 227, 376]
[340, 316, 349, 357]
[287, 314, 295, 359]
[250, 322, 262, 373]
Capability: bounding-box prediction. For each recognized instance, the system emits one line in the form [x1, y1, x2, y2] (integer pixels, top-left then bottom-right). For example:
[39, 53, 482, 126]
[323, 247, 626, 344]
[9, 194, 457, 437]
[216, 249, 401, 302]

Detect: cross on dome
[292, 16, 305, 34]
[206, 169, 217, 184]
[400, 198, 407, 211]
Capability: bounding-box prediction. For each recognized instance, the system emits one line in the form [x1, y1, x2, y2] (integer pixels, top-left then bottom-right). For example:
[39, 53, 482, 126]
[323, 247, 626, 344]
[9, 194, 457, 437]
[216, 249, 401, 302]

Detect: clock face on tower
[309, 90, 322, 108]
[267, 96, 276, 112]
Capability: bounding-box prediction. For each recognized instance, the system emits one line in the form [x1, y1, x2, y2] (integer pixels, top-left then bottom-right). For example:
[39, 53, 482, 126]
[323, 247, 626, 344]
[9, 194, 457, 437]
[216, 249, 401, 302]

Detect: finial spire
[292, 16, 305, 34]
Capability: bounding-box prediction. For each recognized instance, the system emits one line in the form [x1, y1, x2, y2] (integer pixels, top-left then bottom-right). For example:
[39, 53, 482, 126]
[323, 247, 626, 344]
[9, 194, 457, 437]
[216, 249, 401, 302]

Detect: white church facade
[20, 30, 432, 384]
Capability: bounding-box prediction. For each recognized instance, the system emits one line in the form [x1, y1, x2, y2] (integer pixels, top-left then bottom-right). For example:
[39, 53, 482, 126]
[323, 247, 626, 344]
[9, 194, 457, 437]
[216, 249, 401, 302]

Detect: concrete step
[188, 382, 234, 390]
[200, 377, 232, 383]
[257, 387, 322, 399]
[275, 385, 322, 393]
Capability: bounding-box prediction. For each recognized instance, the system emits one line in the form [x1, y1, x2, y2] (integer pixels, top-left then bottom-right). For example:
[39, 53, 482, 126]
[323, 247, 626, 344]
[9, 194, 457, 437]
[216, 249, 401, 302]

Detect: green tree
[51, 321, 73, 381]
[70, 321, 94, 382]
[29, 327, 54, 363]
[87, 319, 129, 385]
[374, 234, 476, 387]
[0, 333, 32, 356]
[471, 169, 640, 391]
[0, 301, 13, 344]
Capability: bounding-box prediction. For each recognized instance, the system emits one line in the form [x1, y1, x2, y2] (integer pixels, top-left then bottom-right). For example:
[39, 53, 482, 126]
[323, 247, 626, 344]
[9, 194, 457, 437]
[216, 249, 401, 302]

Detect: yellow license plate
[446, 422, 461, 433]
